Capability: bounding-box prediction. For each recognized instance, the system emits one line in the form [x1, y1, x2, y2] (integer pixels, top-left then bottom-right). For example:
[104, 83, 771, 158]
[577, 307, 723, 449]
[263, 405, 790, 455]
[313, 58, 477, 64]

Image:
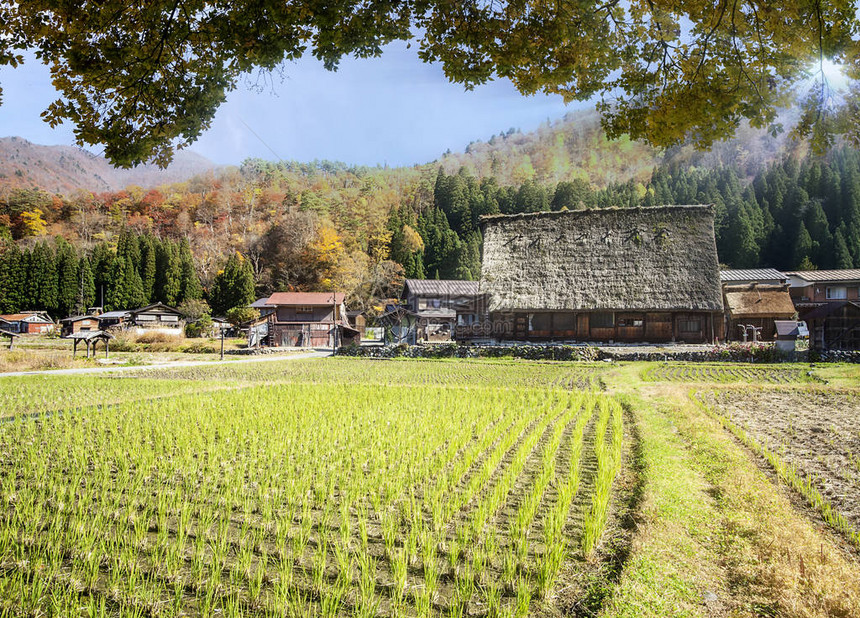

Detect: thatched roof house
[723, 283, 796, 341]
[478, 205, 724, 343]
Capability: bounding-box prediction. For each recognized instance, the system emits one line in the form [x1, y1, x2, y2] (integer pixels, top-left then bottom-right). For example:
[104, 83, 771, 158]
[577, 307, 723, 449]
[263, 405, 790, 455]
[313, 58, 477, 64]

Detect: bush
[136, 331, 180, 344]
[181, 341, 219, 354]
[186, 315, 213, 338]
[108, 335, 137, 352]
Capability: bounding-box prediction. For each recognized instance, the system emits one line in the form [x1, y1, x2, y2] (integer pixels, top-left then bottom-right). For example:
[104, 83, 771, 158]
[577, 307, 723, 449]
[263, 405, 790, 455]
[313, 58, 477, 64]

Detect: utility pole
[220, 323, 225, 360]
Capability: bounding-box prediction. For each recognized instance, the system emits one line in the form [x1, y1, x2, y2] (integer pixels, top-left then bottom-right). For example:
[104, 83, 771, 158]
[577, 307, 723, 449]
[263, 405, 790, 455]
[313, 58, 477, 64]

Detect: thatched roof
[479, 205, 723, 313]
[723, 284, 796, 318]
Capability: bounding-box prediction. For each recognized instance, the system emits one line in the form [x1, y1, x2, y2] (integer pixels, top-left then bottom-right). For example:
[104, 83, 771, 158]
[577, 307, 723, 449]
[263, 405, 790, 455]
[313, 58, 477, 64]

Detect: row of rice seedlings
[642, 364, 813, 385]
[581, 398, 624, 555]
[0, 374, 216, 418]
[135, 356, 600, 391]
[691, 392, 860, 549]
[507, 395, 590, 564]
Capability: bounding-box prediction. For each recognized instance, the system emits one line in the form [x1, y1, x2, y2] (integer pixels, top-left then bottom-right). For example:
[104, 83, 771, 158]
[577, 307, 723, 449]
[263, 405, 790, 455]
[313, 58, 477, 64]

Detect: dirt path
[0, 349, 331, 377]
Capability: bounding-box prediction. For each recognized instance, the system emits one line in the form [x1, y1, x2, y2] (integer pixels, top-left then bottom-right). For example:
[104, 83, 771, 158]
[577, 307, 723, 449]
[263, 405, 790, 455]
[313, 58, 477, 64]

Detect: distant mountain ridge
[0, 137, 222, 194]
[1, 108, 803, 197]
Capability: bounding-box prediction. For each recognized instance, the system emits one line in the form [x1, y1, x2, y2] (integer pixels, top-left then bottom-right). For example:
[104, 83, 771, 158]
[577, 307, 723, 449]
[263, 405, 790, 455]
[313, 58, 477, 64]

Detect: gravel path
[0, 349, 331, 377]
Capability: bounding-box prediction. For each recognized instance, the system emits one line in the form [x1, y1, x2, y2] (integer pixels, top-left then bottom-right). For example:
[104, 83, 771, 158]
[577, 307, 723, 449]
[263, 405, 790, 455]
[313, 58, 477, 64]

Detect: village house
[400, 279, 482, 342]
[253, 292, 358, 348]
[786, 270, 860, 304]
[97, 303, 185, 336]
[721, 283, 797, 341]
[59, 314, 101, 337]
[0, 312, 56, 334]
[786, 270, 860, 350]
[478, 205, 724, 343]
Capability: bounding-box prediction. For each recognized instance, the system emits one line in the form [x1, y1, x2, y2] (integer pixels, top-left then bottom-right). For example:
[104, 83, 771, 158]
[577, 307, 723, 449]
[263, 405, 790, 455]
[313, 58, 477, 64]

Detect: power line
[238, 116, 285, 163]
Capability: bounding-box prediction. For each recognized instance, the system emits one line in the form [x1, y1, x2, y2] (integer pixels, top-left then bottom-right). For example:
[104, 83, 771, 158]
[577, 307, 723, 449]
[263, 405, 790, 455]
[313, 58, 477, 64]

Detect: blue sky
[0, 42, 579, 167]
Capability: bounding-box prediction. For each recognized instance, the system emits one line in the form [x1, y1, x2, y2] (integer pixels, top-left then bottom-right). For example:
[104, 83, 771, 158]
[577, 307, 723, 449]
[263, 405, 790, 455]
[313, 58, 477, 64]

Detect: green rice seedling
[424, 557, 440, 601]
[414, 587, 432, 617]
[582, 399, 623, 555]
[320, 579, 347, 618]
[514, 577, 531, 618]
[312, 540, 328, 594]
[392, 548, 408, 602]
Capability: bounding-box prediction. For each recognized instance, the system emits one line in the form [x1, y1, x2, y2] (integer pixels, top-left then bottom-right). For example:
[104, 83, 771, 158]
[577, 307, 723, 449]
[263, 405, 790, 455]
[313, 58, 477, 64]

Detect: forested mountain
[1, 110, 858, 318]
[0, 137, 220, 194]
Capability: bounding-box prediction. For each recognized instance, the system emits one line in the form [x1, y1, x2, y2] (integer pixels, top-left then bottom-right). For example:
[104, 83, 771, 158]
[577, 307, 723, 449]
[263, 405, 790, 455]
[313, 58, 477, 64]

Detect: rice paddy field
[0, 359, 619, 617]
[3, 356, 860, 618]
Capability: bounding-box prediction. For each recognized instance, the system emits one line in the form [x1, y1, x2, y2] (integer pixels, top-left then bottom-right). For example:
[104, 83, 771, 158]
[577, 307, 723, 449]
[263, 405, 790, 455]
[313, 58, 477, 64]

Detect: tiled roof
[785, 269, 860, 282]
[0, 313, 52, 322]
[98, 310, 131, 319]
[266, 292, 345, 306]
[403, 279, 480, 297]
[720, 268, 785, 282]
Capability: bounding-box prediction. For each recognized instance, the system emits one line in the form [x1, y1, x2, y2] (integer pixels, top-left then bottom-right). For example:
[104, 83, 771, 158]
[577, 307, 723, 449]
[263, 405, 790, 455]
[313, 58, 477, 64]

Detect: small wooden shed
[66, 330, 114, 358]
[723, 283, 796, 341]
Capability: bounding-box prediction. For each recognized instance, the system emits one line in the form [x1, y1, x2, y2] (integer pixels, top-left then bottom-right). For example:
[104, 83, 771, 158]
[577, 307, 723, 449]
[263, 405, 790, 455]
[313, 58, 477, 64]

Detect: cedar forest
[1, 112, 860, 319]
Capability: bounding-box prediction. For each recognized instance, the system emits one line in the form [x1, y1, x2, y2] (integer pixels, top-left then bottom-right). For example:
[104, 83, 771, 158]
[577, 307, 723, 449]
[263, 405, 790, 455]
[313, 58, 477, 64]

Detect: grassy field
[1, 357, 859, 617]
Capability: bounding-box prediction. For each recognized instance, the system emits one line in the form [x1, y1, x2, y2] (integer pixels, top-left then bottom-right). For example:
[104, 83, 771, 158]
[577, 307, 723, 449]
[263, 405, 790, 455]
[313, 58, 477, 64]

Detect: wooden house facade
[260, 292, 358, 348]
[478, 205, 724, 343]
[786, 270, 860, 350]
[0, 312, 55, 334]
[400, 279, 482, 342]
[60, 314, 101, 336]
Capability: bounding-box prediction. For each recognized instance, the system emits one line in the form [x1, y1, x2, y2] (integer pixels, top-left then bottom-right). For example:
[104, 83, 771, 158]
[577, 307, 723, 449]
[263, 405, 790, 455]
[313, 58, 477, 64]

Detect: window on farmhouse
[590, 312, 614, 328]
[531, 313, 552, 331]
[826, 286, 847, 300]
[296, 306, 314, 314]
[679, 319, 702, 333]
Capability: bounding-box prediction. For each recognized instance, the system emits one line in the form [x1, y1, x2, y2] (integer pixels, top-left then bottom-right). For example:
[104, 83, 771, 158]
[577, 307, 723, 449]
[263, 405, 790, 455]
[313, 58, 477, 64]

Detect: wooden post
[220, 326, 225, 360]
[105, 338, 109, 359]
[73, 339, 78, 358]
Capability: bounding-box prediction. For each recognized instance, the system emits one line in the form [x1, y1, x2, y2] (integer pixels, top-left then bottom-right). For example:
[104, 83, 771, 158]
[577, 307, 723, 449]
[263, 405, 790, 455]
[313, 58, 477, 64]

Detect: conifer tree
[27, 242, 57, 312]
[833, 228, 854, 269]
[105, 257, 127, 311]
[0, 244, 25, 313]
[139, 235, 157, 303]
[156, 240, 182, 306]
[210, 252, 256, 316]
[178, 239, 202, 302]
[123, 256, 148, 308]
[76, 256, 96, 313]
[90, 242, 114, 308]
[55, 238, 79, 317]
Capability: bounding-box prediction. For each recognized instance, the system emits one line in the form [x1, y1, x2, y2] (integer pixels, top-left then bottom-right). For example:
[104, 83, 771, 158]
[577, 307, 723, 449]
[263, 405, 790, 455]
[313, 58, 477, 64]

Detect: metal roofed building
[719, 268, 787, 285]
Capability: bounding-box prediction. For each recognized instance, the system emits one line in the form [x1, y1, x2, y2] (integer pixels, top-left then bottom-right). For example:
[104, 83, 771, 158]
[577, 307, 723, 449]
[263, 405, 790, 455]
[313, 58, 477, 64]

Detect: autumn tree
[2, 1, 858, 166]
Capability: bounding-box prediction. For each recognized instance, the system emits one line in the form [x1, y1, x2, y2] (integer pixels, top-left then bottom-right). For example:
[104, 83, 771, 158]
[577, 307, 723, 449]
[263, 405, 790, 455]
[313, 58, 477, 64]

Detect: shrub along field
[0, 359, 619, 617]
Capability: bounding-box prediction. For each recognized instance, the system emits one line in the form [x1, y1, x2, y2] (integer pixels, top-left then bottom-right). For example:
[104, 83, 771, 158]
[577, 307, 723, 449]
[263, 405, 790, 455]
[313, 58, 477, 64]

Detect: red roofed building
[258, 292, 358, 348]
